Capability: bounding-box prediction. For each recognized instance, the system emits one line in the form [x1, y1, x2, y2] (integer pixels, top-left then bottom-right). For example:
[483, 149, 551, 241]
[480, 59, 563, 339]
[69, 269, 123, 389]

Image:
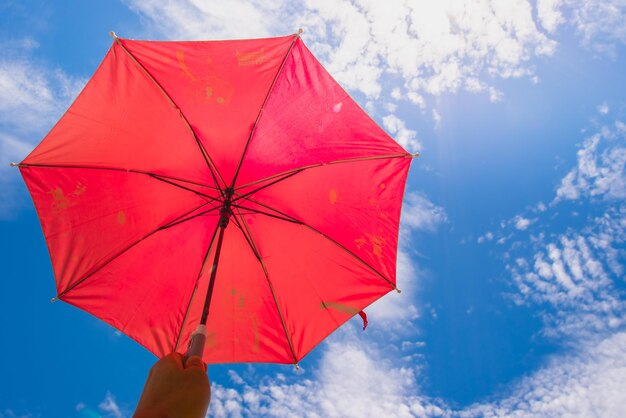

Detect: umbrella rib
[148, 174, 221, 203]
[232, 203, 300, 224]
[173, 221, 222, 353]
[233, 169, 304, 202]
[232, 195, 398, 291]
[229, 33, 300, 189]
[113, 38, 227, 194]
[230, 208, 299, 364]
[159, 205, 222, 231]
[16, 162, 219, 190]
[234, 152, 416, 192]
[56, 201, 215, 299]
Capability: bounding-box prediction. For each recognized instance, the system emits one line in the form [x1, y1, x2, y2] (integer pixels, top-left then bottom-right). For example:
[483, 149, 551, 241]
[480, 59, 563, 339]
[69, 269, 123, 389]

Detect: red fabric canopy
[20, 33, 413, 364]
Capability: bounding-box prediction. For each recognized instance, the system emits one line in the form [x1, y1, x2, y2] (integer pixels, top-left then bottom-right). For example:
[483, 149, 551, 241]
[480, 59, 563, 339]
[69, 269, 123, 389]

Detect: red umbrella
[16, 31, 415, 365]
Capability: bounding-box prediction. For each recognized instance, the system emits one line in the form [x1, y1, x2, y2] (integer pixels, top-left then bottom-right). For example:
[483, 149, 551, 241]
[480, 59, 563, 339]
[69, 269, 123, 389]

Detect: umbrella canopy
[18, 32, 414, 364]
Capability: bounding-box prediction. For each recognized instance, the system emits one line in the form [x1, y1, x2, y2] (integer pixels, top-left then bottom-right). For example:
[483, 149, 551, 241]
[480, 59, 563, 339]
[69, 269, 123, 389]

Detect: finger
[161, 352, 184, 369]
[185, 355, 207, 372]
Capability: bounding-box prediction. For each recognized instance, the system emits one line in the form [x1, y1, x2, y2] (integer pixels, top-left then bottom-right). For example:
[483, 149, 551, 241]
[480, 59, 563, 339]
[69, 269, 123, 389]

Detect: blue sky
[1, 1, 625, 417]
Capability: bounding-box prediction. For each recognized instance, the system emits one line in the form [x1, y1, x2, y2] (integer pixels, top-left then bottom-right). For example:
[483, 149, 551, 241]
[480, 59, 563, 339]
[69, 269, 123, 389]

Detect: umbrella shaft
[200, 220, 227, 325]
[200, 188, 233, 324]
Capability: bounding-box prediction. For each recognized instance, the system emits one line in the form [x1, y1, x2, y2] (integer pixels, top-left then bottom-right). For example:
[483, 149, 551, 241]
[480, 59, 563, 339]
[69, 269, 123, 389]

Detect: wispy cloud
[501, 119, 626, 340]
[509, 214, 625, 339]
[0, 58, 84, 136]
[0, 45, 85, 218]
[537, 0, 626, 57]
[462, 331, 626, 417]
[513, 215, 533, 231]
[210, 324, 626, 417]
[367, 193, 447, 326]
[210, 332, 448, 418]
[554, 121, 626, 202]
[99, 391, 125, 418]
[455, 116, 626, 416]
[598, 102, 610, 114]
[126, 0, 560, 106]
[401, 193, 448, 234]
[383, 114, 421, 152]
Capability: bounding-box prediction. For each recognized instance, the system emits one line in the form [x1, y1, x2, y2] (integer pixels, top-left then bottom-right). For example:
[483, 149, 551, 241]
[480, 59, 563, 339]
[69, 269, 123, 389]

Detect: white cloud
[124, 0, 280, 40]
[99, 392, 125, 418]
[0, 59, 84, 135]
[0, 50, 85, 218]
[514, 216, 532, 230]
[382, 114, 421, 152]
[537, 0, 566, 33]
[367, 193, 447, 325]
[366, 248, 420, 325]
[535, 0, 626, 57]
[401, 193, 448, 234]
[569, 0, 626, 57]
[210, 327, 626, 417]
[432, 109, 441, 129]
[126, 0, 559, 106]
[478, 231, 494, 243]
[598, 102, 610, 114]
[555, 121, 626, 202]
[501, 119, 626, 341]
[510, 218, 625, 339]
[209, 333, 448, 418]
[462, 331, 626, 417]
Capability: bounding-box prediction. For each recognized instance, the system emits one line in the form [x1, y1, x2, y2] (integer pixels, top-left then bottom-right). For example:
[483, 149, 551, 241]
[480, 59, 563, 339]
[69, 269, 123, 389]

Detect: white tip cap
[192, 324, 208, 336]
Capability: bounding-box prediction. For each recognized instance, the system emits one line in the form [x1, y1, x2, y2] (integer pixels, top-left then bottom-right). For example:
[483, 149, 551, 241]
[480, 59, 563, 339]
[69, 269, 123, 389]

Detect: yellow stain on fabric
[251, 317, 260, 352]
[329, 189, 338, 204]
[369, 234, 385, 256]
[236, 49, 266, 66]
[354, 234, 386, 256]
[176, 50, 197, 81]
[49, 188, 69, 212]
[116, 211, 126, 225]
[73, 181, 87, 196]
[321, 301, 359, 316]
[203, 76, 234, 105]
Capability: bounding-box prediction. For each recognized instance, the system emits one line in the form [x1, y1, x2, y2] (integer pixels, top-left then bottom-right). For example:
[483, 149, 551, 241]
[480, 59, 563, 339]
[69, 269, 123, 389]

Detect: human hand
[134, 352, 210, 418]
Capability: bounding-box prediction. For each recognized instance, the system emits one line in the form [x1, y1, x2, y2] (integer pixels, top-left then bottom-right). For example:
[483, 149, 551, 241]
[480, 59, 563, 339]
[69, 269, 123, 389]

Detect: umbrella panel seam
[234, 152, 413, 192]
[230, 208, 299, 363]
[232, 194, 397, 291]
[173, 219, 222, 352]
[229, 34, 300, 189]
[114, 38, 227, 193]
[56, 201, 216, 298]
[17, 163, 220, 191]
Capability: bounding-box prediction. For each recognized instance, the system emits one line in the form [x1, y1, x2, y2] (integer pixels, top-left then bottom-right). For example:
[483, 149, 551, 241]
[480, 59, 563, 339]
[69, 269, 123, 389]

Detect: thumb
[185, 355, 207, 373]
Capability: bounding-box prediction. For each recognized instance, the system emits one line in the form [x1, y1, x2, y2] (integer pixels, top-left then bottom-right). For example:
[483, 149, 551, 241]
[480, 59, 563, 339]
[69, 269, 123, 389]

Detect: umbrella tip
[295, 363, 300, 370]
[296, 28, 304, 36]
[9, 162, 18, 167]
[395, 288, 402, 294]
[411, 152, 421, 157]
[50, 297, 58, 303]
[109, 31, 118, 39]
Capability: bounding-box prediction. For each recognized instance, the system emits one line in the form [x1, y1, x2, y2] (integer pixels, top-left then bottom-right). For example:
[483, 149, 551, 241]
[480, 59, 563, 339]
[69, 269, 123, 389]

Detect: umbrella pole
[186, 189, 233, 359]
